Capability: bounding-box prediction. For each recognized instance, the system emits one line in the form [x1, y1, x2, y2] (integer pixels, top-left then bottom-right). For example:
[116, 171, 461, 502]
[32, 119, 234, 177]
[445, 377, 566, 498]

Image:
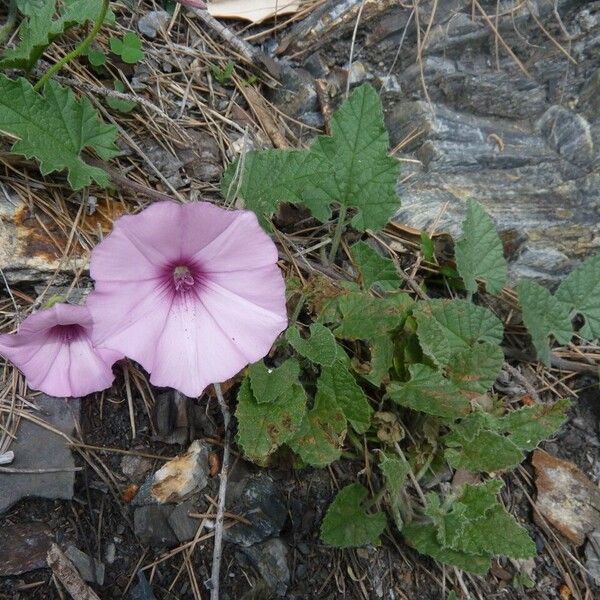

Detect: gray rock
[224, 474, 287, 547]
[120, 453, 154, 481]
[240, 538, 290, 596]
[0, 523, 53, 576]
[168, 500, 200, 543]
[131, 571, 157, 600]
[65, 545, 105, 585]
[0, 395, 80, 514]
[105, 542, 116, 565]
[586, 528, 600, 585]
[134, 505, 179, 548]
[138, 11, 170, 38]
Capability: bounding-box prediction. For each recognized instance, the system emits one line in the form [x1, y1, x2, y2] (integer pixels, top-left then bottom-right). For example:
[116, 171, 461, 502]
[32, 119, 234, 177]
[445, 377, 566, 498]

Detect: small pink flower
[0, 304, 117, 397]
[88, 201, 287, 396]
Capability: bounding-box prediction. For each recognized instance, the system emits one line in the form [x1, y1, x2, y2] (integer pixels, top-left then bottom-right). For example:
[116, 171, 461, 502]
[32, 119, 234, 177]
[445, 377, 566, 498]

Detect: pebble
[138, 11, 171, 38]
[65, 545, 105, 586]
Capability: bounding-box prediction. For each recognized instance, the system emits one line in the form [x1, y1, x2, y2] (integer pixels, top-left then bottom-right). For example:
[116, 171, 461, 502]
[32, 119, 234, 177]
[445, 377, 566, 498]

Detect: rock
[105, 542, 116, 565]
[134, 505, 179, 547]
[532, 449, 600, 545]
[133, 440, 209, 505]
[138, 11, 170, 38]
[0, 523, 53, 575]
[120, 453, 154, 481]
[131, 571, 157, 600]
[177, 131, 223, 182]
[167, 500, 200, 543]
[153, 390, 189, 445]
[0, 450, 14, 464]
[240, 538, 290, 596]
[224, 474, 287, 547]
[64, 545, 105, 585]
[0, 395, 80, 514]
[585, 528, 600, 585]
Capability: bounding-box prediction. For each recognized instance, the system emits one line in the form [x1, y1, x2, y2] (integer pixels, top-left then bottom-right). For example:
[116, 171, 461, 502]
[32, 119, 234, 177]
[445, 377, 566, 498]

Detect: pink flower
[87, 201, 287, 396]
[0, 304, 117, 397]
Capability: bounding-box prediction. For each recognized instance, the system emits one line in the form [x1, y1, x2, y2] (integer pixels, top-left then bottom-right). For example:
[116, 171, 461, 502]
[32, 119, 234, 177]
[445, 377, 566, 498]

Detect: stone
[224, 474, 287, 547]
[132, 440, 209, 505]
[585, 528, 600, 585]
[532, 449, 600, 545]
[120, 453, 154, 481]
[240, 538, 290, 596]
[64, 545, 105, 585]
[138, 10, 170, 38]
[153, 390, 189, 445]
[133, 505, 179, 548]
[131, 571, 157, 600]
[0, 395, 80, 514]
[0, 522, 53, 575]
[177, 131, 223, 183]
[168, 500, 200, 543]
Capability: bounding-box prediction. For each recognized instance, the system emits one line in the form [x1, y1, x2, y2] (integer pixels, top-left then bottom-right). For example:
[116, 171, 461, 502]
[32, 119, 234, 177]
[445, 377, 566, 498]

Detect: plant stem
[33, 0, 109, 93]
[210, 382, 231, 600]
[0, 0, 17, 46]
[328, 204, 347, 263]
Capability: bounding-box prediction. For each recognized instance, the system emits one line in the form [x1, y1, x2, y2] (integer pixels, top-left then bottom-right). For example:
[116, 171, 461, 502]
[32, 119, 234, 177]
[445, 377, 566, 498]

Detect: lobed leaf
[248, 358, 301, 404]
[350, 241, 400, 291]
[0, 77, 118, 189]
[222, 84, 400, 231]
[555, 253, 600, 340]
[455, 200, 507, 296]
[235, 378, 306, 465]
[517, 280, 572, 366]
[286, 323, 338, 366]
[446, 342, 504, 395]
[320, 484, 387, 548]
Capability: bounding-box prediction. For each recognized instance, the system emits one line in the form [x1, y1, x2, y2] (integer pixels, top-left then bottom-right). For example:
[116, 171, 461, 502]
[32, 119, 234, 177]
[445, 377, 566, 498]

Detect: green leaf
[388, 364, 471, 419]
[447, 342, 504, 394]
[403, 522, 491, 575]
[420, 232, 436, 263]
[2, 0, 114, 70]
[555, 253, 600, 340]
[334, 292, 413, 340]
[318, 361, 373, 433]
[222, 84, 400, 231]
[106, 80, 137, 113]
[444, 413, 524, 473]
[379, 453, 410, 530]
[110, 32, 144, 64]
[320, 484, 387, 548]
[286, 323, 338, 366]
[248, 358, 301, 404]
[288, 389, 347, 467]
[497, 399, 570, 451]
[442, 481, 536, 560]
[455, 199, 507, 296]
[0, 77, 119, 189]
[235, 378, 306, 465]
[414, 299, 504, 369]
[350, 241, 399, 291]
[517, 280, 573, 366]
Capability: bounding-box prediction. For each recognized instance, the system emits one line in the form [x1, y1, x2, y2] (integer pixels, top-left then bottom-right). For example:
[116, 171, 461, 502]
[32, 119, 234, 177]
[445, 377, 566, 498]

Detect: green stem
[289, 293, 306, 324]
[0, 0, 17, 46]
[328, 204, 347, 263]
[33, 0, 109, 93]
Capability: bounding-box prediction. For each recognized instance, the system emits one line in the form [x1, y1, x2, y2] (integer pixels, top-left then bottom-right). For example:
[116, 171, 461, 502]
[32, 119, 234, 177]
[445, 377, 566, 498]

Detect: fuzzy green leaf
[235, 378, 306, 465]
[447, 342, 504, 394]
[320, 484, 387, 548]
[403, 522, 491, 575]
[379, 453, 410, 530]
[222, 84, 400, 231]
[455, 200, 507, 296]
[350, 241, 400, 291]
[414, 299, 504, 369]
[388, 364, 471, 419]
[0, 77, 118, 189]
[286, 323, 338, 366]
[318, 361, 373, 433]
[248, 358, 301, 404]
[288, 390, 347, 467]
[106, 80, 137, 113]
[517, 280, 573, 366]
[555, 253, 600, 340]
[110, 32, 144, 64]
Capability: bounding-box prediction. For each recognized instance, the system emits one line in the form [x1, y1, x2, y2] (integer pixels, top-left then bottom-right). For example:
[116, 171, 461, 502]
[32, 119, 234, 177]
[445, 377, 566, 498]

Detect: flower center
[173, 265, 195, 293]
[49, 324, 85, 343]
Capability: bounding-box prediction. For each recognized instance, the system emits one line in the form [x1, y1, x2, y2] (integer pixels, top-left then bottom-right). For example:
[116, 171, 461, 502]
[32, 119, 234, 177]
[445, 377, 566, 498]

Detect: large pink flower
[87, 201, 287, 396]
[0, 304, 117, 397]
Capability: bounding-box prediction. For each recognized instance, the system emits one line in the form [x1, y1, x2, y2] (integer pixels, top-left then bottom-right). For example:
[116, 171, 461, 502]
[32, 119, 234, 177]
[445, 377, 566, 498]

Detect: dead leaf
[207, 0, 300, 24]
